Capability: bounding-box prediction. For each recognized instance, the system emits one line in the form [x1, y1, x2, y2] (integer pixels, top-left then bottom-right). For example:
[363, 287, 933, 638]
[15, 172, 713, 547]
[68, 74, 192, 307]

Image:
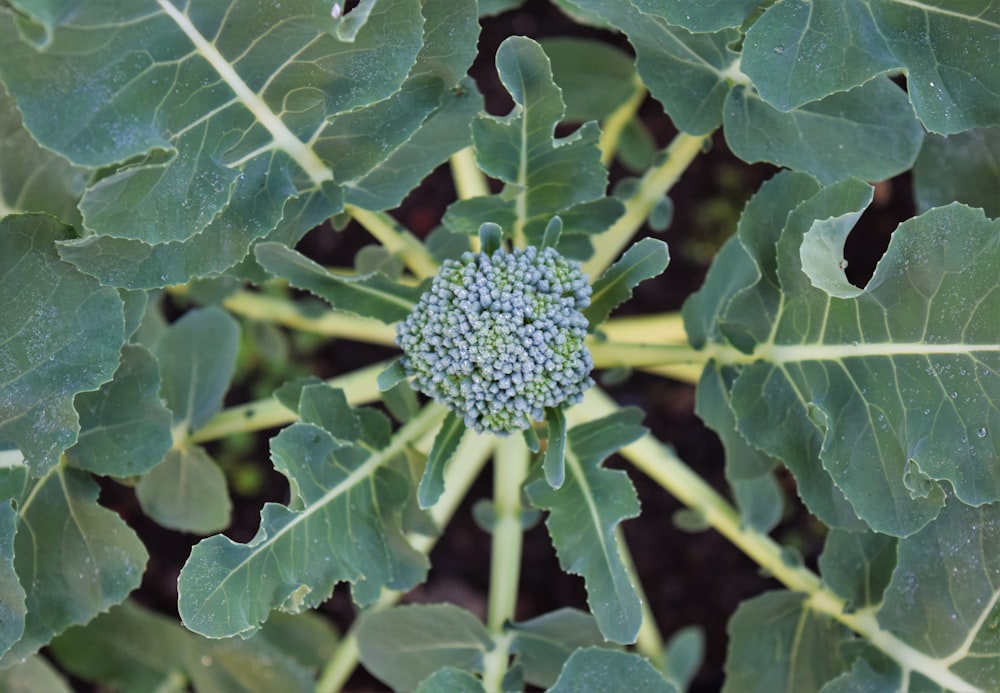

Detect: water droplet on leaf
[977, 428, 988, 438]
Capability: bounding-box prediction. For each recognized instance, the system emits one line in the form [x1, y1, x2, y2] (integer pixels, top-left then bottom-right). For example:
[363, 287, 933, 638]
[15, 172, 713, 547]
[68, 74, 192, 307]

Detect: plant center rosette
[397, 245, 594, 435]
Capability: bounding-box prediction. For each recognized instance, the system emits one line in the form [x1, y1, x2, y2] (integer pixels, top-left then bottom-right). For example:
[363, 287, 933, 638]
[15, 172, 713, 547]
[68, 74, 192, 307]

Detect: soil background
[88, 3, 913, 691]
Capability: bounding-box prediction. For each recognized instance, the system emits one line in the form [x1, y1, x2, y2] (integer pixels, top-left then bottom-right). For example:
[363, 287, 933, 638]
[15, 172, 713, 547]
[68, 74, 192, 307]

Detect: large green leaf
[0, 84, 86, 225]
[0, 214, 124, 476]
[525, 408, 646, 644]
[0, 655, 72, 693]
[0, 0, 473, 288]
[135, 446, 232, 534]
[877, 500, 1000, 690]
[356, 603, 493, 691]
[0, 466, 147, 665]
[66, 344, 173, 477]
[818, 528, 896, 612]
[0, 499, 25, 658]
[632, 0, 762, 32]
[688, 173, 1000, 537]
[51, 600, 322, 693]
[443, 36, 623, 251]
[509, 608, 610, 689]
[741, 0, 1000, 134]
[177, 391, 438, 638]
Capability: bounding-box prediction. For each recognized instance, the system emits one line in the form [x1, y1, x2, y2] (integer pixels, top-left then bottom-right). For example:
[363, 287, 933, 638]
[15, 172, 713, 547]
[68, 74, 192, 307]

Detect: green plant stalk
[579, 387, 982, 693]
[315, 430, 496, 693]
[588, 340, 707, 369]
[347, 204, 439, 279]
[599, 76, 647, 167]
[600, 312, 688, 344]
[450, 145, 492, 200]
[583, 131, 710, 280]
[187, 361, 386, 444]
[221, 289, 398, 344]
[482, 435, 530, 690]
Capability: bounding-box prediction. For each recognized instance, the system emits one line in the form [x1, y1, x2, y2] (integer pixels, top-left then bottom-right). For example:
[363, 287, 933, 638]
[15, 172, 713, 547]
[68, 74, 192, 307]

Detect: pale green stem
[188, 361, 386, 444]
[615, 526, 666, 670]
[578, 386, 982, 693]
[481, 435, 529, 690]
[599, 77, 647, 167]
[600, 312, 688, 344]
[450, 145, 491, 200]
[583, 132, 710, 281]
[221, 290, 398, 345]
[347, 205, 439, 279]
[315, 431, 496, 693]
[588, 340, 707, 369]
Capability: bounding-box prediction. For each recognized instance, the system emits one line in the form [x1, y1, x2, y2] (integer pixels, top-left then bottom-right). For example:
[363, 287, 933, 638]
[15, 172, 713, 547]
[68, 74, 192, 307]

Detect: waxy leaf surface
[0, 466, 147, 665]
[0, 215, 124, 476]
[548, 647, 677, 693]
[178, 389, 433, 638]
[525, 408, 646, 644]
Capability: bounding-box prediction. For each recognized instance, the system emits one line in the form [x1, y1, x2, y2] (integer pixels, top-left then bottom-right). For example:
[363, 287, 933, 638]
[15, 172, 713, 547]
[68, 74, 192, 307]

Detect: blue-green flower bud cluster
[397, 245, 594, 434]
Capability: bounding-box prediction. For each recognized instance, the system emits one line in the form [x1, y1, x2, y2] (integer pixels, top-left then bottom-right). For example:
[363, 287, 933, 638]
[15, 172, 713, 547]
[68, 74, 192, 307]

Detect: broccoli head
[397, 244, 594, 435]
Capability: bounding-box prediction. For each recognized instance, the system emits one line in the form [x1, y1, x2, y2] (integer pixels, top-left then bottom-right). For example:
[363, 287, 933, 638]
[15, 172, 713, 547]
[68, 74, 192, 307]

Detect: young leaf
[135, 446, 232, 534]
[356, 604, 493, 691]
[543, 407, 568, 489]
[664, 625, 705, 692]
[415, 667, 487, 693]
[540, 38, 638, 122]
[377, 359, 410, 393]
[254, 242, 425, 323]
[0, 215, 125, 476]
[66, 344, 173, 477]
[525, 408, 646, 644]
[418, 410, 467, 509]
[740, 0, 1000, 134]
[177, 399, 438, 638]
[584, 237, 669, 329]
[0, 466, 148, 666]
[444, 36, 623, 249]
[509, 608, 611, 689]
[818, 529, 896, 612]
[0, 655, 72, 693]
[548, 647, 678, 693]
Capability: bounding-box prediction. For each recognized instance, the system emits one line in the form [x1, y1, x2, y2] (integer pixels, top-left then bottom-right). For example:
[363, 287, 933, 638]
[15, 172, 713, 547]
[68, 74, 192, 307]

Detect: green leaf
[0, 84, 86, 225]
[0, 214, 125, 476]
[510, 608, 610, 689]
[740, 0, 1000, 134]
[255, 242, 425, 323]
[540, 38, 638, 122]
[664, 625, 705, 692]
[177, 399, 435, 638]
[543, 407, 568, 489]
[0, 466, 147, 666]
[525, 408, 646, 644]
[50, 600, 316, 693]
[66, 344, 173, 477]
[444, 36, 623, 249]
[913, 127, 1000, 218]
[818, 529, 897, 612]
[356, 603, 493, 691]
[0, 500, 26, 658]
[418, 410, 466, 509]
[135, 446, 232, 534]
[692, 171, 1000, 536]
[722, 591, 846, 692]
[584, 237, 670, 329]
[377, 359, 410, 393]
[0, 655, 72, 693]
[156, 306, 241, 435]
[632, 0, 763, 32]
[557, 1, 740, 135]
[723, 79, 924, 184]
[877, 500, 1000, 690]
[416, 667, 487, 693]
[548, 647, 678, 693]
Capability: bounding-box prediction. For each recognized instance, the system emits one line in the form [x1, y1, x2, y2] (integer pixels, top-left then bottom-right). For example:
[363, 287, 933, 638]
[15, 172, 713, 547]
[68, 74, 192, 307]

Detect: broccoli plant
[0, 1, 998, 692]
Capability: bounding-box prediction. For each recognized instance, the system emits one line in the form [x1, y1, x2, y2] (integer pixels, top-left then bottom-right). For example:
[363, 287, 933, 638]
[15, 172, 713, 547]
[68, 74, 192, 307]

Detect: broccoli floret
[397, 245, 594, 435]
